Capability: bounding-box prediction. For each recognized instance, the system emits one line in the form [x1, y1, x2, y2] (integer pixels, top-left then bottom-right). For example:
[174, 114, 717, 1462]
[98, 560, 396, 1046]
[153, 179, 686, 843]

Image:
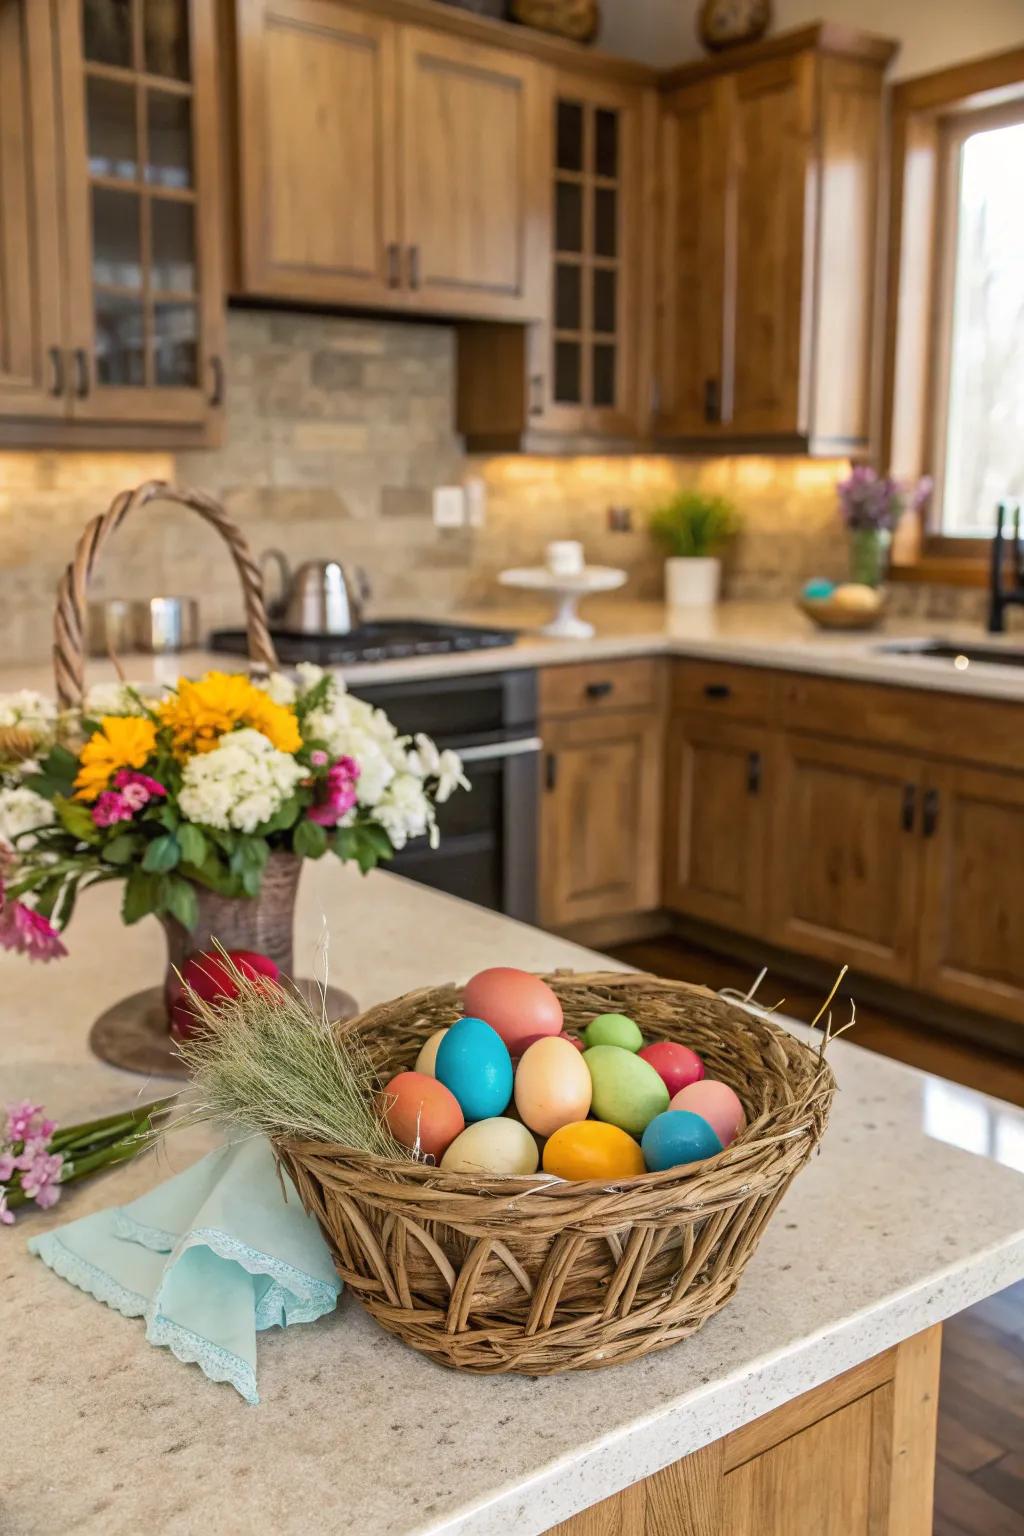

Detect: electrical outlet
[464, 476, 487, 528]
[607, 505, 633, 533]
[433, 485, 466, 528]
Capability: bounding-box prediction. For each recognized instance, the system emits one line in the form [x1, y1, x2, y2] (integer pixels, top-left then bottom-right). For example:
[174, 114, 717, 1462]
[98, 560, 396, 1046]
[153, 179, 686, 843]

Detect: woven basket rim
[276, 971, 835, 1198]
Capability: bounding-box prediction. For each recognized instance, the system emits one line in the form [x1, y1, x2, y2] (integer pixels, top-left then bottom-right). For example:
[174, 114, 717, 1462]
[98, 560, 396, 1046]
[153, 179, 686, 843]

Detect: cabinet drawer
[540, 659, 661, 718]
[670, 659, 778, 722]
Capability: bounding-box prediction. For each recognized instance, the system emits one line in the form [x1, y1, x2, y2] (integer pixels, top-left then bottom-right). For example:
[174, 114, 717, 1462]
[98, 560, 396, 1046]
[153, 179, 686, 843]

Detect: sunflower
[159, 672, 301, 758]
[73, 716, 159, 801]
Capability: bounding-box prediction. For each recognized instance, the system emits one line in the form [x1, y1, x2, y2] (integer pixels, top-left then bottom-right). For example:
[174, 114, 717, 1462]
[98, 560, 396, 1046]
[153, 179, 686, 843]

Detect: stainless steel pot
[87, 600, 135, 658]
[133, 596, 200, 653]
[260, 549, 371, 635]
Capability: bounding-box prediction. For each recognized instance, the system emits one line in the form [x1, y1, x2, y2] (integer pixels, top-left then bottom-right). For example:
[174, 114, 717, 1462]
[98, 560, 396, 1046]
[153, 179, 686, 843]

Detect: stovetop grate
[209, 619, 518, 666]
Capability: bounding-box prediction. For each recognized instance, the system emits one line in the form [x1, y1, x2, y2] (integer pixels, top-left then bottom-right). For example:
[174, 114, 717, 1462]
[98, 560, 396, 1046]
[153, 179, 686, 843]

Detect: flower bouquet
[837, 466, 932, 587]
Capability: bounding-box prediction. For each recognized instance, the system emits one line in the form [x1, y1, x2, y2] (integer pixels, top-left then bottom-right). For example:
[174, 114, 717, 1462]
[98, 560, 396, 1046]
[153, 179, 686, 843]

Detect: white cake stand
[498, 566, 627, 639]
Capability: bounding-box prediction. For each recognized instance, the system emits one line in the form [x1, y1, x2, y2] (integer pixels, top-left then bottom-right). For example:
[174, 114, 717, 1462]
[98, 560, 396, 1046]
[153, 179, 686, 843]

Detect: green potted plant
[650, 491, 739, 608]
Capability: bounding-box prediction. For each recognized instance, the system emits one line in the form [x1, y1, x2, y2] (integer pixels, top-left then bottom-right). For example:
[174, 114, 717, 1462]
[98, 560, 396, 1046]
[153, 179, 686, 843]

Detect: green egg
[583, 1045, 670, 1138]
[583, 1012, 644, 1052]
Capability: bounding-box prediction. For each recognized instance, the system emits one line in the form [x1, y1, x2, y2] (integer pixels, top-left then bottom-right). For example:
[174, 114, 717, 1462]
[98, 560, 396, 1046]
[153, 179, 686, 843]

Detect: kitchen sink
[875, 640, 1024, 668]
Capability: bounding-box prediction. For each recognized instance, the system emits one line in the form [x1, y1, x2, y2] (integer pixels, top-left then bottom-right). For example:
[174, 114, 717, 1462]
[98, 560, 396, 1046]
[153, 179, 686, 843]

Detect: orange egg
[462, 967, 562, 1054]
[514, 1036, 592, 1136]
[381, 1071, 464, 1161]
[543, 1121, 646, 1182]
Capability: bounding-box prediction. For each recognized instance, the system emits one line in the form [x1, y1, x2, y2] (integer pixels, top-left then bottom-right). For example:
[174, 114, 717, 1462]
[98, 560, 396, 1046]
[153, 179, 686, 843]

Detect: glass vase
[848, 528, 891, 588]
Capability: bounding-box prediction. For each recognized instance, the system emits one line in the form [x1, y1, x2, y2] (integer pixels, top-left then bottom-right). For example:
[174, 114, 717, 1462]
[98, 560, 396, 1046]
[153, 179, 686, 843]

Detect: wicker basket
[278, 972, 835, 1375]
[509, 0, 599, 43]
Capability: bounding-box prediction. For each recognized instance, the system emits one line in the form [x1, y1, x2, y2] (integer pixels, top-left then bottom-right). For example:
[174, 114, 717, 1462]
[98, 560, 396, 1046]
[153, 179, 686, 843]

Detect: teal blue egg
[803, 577, 835, 600]
[435, 1016, 513, 1123]
[641, 1110, 723, 1172]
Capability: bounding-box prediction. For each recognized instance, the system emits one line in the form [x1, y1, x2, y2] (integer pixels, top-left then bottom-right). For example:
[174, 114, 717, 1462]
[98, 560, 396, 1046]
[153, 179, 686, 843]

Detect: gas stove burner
[209, 619, 518, 666]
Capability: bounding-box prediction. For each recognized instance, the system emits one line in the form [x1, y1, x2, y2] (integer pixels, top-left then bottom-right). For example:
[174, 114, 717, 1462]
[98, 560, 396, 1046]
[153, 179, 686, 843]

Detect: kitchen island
[3, 865, 1024, 1535]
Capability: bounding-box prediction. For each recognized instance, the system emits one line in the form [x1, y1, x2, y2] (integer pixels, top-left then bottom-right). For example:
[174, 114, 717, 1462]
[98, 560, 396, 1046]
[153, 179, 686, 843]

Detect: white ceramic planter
[665, 556, 721, 608]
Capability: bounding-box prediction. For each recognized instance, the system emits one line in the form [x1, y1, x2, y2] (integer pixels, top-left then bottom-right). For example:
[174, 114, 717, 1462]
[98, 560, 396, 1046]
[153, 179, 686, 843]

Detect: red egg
[170, 949, 280, 1040]
[462, 967, 562, 1054]
[381, 1071, 464, 1161]
[513, 1030, 584, 1060]
[637, 1041, 704, 1097]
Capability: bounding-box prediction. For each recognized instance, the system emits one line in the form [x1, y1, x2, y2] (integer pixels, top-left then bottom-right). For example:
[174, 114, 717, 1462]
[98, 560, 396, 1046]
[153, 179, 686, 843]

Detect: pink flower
[20, 1147, 64, 1203]
[308, 756, 360, 828]
[0, 887, 68, 963]
[113, 769, 166, 800]
[309, 749, 329, 768]
[4, 1101, 58, 1146]
[92, 790, 133, 827]
[0, 1153, 16, 1181]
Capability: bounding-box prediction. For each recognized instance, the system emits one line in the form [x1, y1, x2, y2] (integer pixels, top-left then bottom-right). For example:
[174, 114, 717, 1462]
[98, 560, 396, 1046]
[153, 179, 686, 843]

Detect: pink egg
[462, 968, 563, 1054]
[669, 1080, 746, 1148]
[638, 1041, 705, 1097]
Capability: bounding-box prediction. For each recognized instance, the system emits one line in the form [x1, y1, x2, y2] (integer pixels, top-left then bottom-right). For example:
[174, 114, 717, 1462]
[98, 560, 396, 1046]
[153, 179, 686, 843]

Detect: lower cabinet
[663, 713, 768, 935]
[540, 708, 661, 929]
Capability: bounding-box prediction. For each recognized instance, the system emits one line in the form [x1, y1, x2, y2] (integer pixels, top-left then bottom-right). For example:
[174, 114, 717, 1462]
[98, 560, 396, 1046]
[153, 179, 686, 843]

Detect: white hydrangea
[0, 786, 56, 850]
[82, 681, 148, 717]
[264, 672, 297, 706]
[406, 733, 469, 804]
[375, 773, 435, 850]
[302, 676, 408, 811]
[0, 690, 57, 734]
[178, 728, 306, 834]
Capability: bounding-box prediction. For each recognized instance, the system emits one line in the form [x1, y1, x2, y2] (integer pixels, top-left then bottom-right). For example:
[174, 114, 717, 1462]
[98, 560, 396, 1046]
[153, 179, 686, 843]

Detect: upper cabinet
[235, 0, 547, 320]
[0, 0, 225, 445]
[657, 26, 896, 455]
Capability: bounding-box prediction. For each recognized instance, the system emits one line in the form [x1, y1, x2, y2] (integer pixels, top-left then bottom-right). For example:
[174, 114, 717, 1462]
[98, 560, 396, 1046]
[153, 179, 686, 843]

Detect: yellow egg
[543, 1121, 646, 1182]
[415, 1028, 448, 1077]
[440, 1117, 539, 1176]
[514, 1035, 592, 1136]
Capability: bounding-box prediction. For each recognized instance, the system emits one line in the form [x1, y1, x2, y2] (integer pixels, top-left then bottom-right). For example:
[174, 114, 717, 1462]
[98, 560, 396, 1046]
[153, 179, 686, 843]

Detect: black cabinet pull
[545, 753, 558, 792]
[48, 346, 65, 398]
[407, 244, 421, 290]
[901, 785, 916, 833]
[704, 682, 731, 700]
[208, 354, 225, 407]
[528, 373, 545, 417]
[703, 377, 720, 424]
[747, 750, 762, 795]
[586, 680, 614, 700]
[922, 788, 940, 838]
[73, 348, 90, 399]
[386, 242, 400, 289]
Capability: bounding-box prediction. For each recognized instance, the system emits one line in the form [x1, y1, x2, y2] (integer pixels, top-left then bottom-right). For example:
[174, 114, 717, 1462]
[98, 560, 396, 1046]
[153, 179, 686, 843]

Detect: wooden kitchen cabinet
[657, 26, 895, 453]
[663, 714, 768, 936]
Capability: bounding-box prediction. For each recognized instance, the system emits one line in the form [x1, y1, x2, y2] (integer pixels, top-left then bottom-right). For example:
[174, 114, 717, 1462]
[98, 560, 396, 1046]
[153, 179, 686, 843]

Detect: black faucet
[988, 498, 1024, 633]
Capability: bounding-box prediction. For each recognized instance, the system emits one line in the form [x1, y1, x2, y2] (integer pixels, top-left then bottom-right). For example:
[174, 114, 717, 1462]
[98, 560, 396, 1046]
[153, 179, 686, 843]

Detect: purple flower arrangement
[837, 466, 932, 532]
[0, 1096, 171, 1225]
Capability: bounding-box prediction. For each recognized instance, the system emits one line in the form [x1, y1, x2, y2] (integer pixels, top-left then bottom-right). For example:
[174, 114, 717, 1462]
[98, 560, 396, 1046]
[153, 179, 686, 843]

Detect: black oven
[351, 670, 539, 923]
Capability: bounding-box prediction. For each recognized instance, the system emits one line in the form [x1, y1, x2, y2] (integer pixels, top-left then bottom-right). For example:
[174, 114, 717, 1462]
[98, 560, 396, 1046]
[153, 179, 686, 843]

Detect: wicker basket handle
[53, 480, 279, 711]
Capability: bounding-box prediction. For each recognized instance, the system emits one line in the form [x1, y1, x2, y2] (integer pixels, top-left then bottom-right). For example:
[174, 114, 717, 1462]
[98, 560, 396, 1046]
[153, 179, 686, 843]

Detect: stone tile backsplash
[0, 308, 1001, 665]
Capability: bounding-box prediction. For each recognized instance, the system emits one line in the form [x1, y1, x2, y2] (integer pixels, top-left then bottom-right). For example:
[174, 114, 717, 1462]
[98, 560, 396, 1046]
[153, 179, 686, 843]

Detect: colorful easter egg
[514, 1035, 592, 1136]
[414, 1027, 448, 1077]
[439, 1117, 539, 1176]
[641, 1110, 723, 1173]
[583, 1013, 644, 1052]
[583, 1045, 669, 1137]
[638, 1041, 705, 1097]
[543, 1121, 646, 1182]
[435, 1015, 513, 1122]
[381, 1071, 464, 1162]
[670, 1080, 746, 1148]
[513, 1030, 584, 1059]
[462, 967, 563, 1054]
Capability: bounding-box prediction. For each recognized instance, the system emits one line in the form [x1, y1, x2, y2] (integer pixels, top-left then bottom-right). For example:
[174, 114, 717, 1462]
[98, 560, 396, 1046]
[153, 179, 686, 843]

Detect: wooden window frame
[883, 48, 1024, 585]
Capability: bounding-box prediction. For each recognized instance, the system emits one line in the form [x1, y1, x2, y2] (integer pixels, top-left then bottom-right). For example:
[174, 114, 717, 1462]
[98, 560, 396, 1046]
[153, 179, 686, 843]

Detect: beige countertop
[7, 600, 1024, 704]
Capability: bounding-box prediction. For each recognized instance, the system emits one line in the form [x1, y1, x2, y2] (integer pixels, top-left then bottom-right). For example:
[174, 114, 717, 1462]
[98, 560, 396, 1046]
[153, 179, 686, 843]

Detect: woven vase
[160, 851, 301, 1019]
[509, 0, 599, 43]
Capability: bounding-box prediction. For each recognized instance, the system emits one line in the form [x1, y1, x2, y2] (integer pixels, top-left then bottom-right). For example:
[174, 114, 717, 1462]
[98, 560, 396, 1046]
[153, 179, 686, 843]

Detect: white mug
[546, 540, 585, 578]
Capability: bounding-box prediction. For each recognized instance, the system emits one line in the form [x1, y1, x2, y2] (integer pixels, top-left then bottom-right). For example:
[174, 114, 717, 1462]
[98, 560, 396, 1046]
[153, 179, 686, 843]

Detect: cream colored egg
[439, 1117, 539, 1176]
[415, 1027, 448, 1077]
[832, 583, 882, 612]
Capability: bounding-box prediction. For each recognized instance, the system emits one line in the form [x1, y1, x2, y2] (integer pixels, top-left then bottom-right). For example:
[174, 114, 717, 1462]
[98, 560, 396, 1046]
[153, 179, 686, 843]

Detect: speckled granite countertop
[6, 599, 1024, 702]
[3, 866, 1024, 1536]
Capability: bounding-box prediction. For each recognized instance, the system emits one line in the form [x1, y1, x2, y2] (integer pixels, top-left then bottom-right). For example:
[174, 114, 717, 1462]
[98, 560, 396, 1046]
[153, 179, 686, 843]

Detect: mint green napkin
[28, 1136, 341, 1404]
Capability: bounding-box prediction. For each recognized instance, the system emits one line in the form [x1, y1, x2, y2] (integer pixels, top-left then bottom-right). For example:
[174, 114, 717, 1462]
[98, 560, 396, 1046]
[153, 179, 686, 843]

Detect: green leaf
[241, 865, 264, 898]
[260, 795, 302, 835]
[293, 817, 328, 859]
[163, 874, 198, 931]
[180, 851, 239, 898]
[177, 824, 207, 866]
[155, 803, 180, 832]
[32, 876, 65, 921]
[54, 877, 81, 931]
[24, 744, 79, 800]
[101, 832, 139, 866]
[332, 824, 391, 875]
[141, 834, 180, 873]
[236, 837, 270, 872]
[361, 825, 394, 859]
[54, 796, 101, 845]
[122, 869, 165, 926]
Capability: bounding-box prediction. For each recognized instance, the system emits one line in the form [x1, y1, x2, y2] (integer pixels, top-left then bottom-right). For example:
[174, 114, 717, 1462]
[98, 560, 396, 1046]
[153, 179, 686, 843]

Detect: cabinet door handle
[208, 354, 225, 407]
[48, 346, 65, 398]
[922, 788, 940, 838]
[528, 373, 545, 417]
[73, 348, 90, 399]
[585, 680, 614, 700]
[703, 377, 720, 424]
[901, 785, 916, 833]
[545, 752, 558, 791]
[407, 244, 421, 291]
[704, 682, 731, 700]
[386, 242, 400, 289]
[747, 750, 762, 795]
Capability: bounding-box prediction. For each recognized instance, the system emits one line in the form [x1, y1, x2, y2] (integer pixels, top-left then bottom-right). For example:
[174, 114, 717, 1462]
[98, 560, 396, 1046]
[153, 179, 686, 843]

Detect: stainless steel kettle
[260, 550, 371, 635]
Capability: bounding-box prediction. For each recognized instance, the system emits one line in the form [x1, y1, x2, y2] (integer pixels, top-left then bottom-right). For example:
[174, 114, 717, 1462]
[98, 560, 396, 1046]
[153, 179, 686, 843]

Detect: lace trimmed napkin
[28, 1135, 341, 1404]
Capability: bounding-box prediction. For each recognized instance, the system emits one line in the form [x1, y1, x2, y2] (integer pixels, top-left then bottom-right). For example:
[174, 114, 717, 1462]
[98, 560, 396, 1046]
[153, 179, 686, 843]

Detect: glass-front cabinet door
[534, 76, 651, 441]
[57, 0, 223, 426]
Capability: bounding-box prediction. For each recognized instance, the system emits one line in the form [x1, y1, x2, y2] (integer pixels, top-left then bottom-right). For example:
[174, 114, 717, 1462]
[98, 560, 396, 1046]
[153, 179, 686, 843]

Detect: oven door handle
[456, 736, 542, 763]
